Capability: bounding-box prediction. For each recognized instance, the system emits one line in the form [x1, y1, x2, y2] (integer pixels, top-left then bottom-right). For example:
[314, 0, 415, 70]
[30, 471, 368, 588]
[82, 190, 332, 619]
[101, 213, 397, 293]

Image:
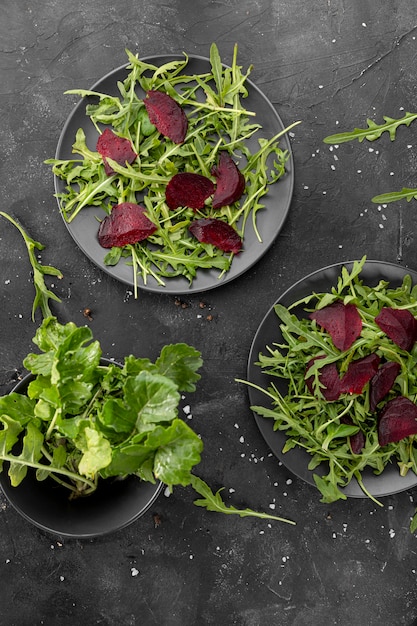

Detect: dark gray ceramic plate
[54, 54, 294, 294]
[247, 260, 417, 498]
[0, 367, 163, 538]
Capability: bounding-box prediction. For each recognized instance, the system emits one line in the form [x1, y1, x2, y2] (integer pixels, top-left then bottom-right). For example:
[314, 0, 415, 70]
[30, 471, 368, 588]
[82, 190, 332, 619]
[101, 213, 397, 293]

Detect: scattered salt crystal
[362, 22, 367, 27]
[234, 423, 239, 429]
[259, 530, 265, 535]
[282, 556, 287, 563]
[332, 532, 337, 539]
[286, 479, 292, 485]
[183, 405, 191, 415]
[389, 529, 396, 538]
[59, 576, 65, 582]
[269, 503, 276, 510]
[164, 486, 171, 497]
[331, 165, 336, 170]
[5, 559, 10, 564]
[4, 280, 10, 285]
[131, 567, 139, 576]
[239, 436, 245, 443]
[189, 554, 194, 560]
[319, 85, 324, 89]
[229, 488, 235, 493]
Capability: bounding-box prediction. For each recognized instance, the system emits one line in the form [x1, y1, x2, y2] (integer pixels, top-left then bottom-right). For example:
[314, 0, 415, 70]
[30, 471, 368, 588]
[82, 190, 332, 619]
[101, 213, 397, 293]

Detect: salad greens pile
[46, 44, 297, 293]
[243, 258, 417, 528]
[323, 110, 417, 205]
[0, 316, 203, 496]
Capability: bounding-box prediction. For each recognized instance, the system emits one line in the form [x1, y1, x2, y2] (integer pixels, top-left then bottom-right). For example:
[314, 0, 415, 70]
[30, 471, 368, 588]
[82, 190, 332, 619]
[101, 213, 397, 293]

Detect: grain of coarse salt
[131, 567, 139, 576]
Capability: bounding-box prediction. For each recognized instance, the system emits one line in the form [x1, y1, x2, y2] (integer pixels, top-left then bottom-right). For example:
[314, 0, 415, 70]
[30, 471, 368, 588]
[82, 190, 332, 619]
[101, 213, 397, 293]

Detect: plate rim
[247, 259, 417, 499]
[53, 53, 295, 295]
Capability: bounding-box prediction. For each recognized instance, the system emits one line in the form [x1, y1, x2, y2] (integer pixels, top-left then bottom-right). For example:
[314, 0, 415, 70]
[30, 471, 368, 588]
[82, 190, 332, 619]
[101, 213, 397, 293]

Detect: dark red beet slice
[144, 90, 188, 144]
[309, 301, 362, 351]
[98, 203, 157, 248]
[96, 128, 137, 176]
[211, 152, 245, 208]
[369, 361, 401, 411]
[189, 218, 242, 254]
[378, 396, 417, 446]
[375, 307, 417, 351]
[165, 172, 215, 210]
[339, 354, 380, 395]
[341, 416, 365, 454]
[305, 356, 341, 401]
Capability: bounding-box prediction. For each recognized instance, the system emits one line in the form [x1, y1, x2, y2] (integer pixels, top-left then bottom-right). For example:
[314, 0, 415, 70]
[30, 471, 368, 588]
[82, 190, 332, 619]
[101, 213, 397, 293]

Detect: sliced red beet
[144, 90, 188, 144]
[369, 361, 401, 412]
[305, 356, 341, 401]
[98, 203, 157, 248]
[165, 172, 215, 211]
[211, 152, 245, 208]
[378, 396, 417, 446]
[339, 354, 380, 395]
[340, 416, 365, 455]
[375, 307, 417, 351]
[96, 128, 137, 176]
[188, 218, 242, 254]
[309, 301, 362, 351]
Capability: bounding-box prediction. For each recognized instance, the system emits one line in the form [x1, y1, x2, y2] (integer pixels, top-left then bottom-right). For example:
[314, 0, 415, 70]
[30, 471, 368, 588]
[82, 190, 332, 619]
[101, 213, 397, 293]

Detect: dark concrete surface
[1, 1, 417, 625]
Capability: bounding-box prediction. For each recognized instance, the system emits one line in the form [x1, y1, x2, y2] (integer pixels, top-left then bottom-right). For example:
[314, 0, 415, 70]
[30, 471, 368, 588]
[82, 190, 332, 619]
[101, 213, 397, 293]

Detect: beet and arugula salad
[243, 257, 417, 529]
[46, 44, 298, 294]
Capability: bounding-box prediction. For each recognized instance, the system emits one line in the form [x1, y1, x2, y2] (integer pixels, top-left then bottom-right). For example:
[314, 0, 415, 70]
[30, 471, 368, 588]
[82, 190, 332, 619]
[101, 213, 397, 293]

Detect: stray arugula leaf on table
[323, 111, 417, 205]
[0, 212, 62, 321]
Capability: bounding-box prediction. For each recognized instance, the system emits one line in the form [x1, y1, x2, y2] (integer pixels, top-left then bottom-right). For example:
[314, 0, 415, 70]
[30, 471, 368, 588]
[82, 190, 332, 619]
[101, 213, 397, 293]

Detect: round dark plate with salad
[53, 52, 295, 295]
[247, 260, 417, 498]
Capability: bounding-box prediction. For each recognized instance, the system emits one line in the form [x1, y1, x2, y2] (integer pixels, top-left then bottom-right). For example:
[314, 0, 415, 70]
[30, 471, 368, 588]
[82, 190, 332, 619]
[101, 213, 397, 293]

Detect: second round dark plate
[54, 54, 294, 295]
[247, 260, 417, 498]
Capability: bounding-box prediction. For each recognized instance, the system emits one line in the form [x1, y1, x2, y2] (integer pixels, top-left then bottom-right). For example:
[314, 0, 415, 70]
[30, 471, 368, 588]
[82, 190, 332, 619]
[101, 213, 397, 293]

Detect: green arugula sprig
[46, 44, 299, 292]
[323, 112, 417, 205]
[0, 212, 62, 321]
[240, 258, 417, 525]
[190, 475, 296, 524]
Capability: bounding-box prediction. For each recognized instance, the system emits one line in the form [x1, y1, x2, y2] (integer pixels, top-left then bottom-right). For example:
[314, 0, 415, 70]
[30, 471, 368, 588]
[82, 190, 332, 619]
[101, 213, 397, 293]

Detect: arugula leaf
[155, 343, 203, 392]
[190, 475, 296, 524]
[323, 112, 417, 144]
[371, 188, 417, 205]
[0, 212, 62, 321]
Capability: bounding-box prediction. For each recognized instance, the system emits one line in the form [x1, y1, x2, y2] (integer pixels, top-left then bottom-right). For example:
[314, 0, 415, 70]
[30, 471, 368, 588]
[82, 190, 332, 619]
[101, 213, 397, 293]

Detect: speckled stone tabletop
[1, 2, 417, 625]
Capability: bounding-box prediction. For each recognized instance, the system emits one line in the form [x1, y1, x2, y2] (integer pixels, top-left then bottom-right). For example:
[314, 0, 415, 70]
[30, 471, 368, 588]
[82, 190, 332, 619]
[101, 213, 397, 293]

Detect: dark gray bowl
[0, 367, 163, 538]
